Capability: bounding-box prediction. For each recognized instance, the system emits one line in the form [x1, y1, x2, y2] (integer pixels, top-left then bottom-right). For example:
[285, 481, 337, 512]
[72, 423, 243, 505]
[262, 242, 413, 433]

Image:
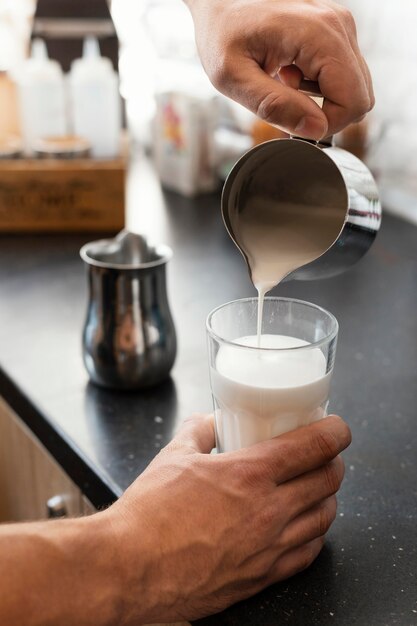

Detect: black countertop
[0, 183, 416, 625]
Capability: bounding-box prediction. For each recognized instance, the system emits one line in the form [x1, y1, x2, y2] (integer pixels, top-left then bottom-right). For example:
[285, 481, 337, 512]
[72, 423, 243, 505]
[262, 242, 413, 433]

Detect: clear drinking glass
[207, 297, 338, 453]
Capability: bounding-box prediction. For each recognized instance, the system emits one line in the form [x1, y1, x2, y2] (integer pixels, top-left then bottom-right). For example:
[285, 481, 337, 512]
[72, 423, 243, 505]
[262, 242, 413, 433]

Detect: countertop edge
[0, 366, 120, 509]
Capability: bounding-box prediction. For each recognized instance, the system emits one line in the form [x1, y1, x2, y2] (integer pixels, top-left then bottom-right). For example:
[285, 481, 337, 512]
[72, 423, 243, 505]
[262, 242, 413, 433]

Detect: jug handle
[291, 78, 333, 147]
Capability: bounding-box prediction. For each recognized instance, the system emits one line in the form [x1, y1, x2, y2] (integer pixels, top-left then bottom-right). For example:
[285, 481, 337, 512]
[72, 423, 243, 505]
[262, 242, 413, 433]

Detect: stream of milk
[230, 198, 344, 346]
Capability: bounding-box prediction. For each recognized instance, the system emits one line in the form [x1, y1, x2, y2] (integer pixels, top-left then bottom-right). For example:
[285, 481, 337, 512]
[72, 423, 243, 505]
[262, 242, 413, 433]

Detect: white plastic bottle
[69, 37, 122, 158]
[14, 39, 68, 155]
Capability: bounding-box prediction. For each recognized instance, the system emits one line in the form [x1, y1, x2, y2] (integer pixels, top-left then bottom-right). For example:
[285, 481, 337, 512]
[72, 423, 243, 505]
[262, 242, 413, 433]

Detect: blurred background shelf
[0, 156, 125, 233]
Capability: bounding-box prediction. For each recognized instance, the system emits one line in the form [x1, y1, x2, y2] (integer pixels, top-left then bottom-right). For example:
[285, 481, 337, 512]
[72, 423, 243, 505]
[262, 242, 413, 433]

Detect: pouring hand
[184, 0, 374, 140]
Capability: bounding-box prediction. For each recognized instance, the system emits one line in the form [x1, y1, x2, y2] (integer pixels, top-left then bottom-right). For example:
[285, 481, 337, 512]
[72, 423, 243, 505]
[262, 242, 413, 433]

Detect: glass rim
[206, 296, 339, 352]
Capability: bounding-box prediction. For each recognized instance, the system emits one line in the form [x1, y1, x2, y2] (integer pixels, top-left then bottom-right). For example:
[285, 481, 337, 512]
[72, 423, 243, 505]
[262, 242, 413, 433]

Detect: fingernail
[294, 115, 328, 140]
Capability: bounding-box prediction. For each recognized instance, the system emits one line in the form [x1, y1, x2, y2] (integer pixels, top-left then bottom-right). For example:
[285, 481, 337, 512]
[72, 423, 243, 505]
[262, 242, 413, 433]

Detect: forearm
[0, 513, 128, 626]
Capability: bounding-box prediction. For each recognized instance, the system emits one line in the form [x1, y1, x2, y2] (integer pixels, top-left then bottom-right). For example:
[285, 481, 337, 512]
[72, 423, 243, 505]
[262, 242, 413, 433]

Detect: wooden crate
[0, 157, 126, 233]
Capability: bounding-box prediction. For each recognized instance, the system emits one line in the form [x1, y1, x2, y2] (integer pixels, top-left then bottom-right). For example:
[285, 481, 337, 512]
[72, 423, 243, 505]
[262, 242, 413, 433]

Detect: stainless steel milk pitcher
[222, 83, 382, 281]
[80, 230, 176, 390]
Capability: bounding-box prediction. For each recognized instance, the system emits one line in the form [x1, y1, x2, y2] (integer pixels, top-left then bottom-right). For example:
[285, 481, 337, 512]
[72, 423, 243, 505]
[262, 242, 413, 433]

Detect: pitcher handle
[290, 78, 333, 147]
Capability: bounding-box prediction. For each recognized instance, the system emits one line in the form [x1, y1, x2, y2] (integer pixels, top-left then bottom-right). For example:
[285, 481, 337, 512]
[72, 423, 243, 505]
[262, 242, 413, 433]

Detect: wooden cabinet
[82, 494, 97, 516]
[0, 397, 88, 522]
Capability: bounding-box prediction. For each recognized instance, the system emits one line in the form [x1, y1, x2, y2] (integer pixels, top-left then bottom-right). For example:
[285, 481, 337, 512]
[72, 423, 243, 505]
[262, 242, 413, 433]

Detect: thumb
[225, 59, 328, 140]
[169, 413, 215, 455]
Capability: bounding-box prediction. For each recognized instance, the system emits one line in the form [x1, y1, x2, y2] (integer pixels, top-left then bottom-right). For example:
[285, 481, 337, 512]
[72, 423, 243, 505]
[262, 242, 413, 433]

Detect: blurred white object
[110, 0, 253, 165]
[154, 91, 218, 196]
[14, 38, 67, 155]
[110, 0, 156, 145]
[378, 183, 417, 226]
[111, 0, 209, 148]
[0, 0, 35, 72]
[341, 0, 417, 220]
[214, 128, 253, 180]
[68, 36, 122, 158]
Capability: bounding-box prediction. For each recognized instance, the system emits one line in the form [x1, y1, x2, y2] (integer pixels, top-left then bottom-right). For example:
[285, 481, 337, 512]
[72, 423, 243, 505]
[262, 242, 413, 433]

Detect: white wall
[341, 0, 417, 218]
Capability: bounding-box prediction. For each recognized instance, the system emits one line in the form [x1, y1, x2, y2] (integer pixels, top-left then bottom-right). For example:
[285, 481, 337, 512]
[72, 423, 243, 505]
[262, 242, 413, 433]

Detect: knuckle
[337, 455, 346, 481]
[298, 536, 325, 573]
[161, 438, 183, 455]
[321, 7, 343, 29]
[256, 91, 286, 124]
[369, 93, 376, 110]
[317, 499, 336, 536]
[354, 114, 367, 124]
[248, 559, 271, 587]
[257, 504, 277, 530]
[232, 458, 260, 486]
[317, 507, 330, 537]
[232, 451, 278, 486]
[328, 494, 338, 521]
[354, 96, 372, 118]
[164, 438, 194, 457]
[315, 429, 340, 461]
[299, 543, 316, 572]
[339, 420, 352, 448]
[183, 413, 202, 424]
[338, 6, 356, 30]
[210, 54, 233, 90]
[323, 458, 344, 494]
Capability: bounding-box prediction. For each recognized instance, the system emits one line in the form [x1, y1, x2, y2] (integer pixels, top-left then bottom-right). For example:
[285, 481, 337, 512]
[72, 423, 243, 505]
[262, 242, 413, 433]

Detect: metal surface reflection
[80, 230, 177, 390]
[222, 138, 381, 282]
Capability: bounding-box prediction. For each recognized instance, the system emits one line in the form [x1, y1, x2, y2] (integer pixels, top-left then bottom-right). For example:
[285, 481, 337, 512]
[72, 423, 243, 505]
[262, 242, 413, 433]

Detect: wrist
[100, 504, 159, 626]
[68, 513, 127, 626]
[0, 514, 129, 626]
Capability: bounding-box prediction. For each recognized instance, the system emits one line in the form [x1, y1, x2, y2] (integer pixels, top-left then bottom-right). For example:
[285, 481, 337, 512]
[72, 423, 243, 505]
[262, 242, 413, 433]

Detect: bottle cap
[83, 36, 101, 60]
[14, 38, 63, 81]
[70, 36, 113, 77]
[31, 38, 48, 62]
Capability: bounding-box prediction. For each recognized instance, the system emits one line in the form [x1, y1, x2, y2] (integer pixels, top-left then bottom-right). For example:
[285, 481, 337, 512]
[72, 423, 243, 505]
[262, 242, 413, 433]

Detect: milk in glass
[212, 334, 331, 452]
